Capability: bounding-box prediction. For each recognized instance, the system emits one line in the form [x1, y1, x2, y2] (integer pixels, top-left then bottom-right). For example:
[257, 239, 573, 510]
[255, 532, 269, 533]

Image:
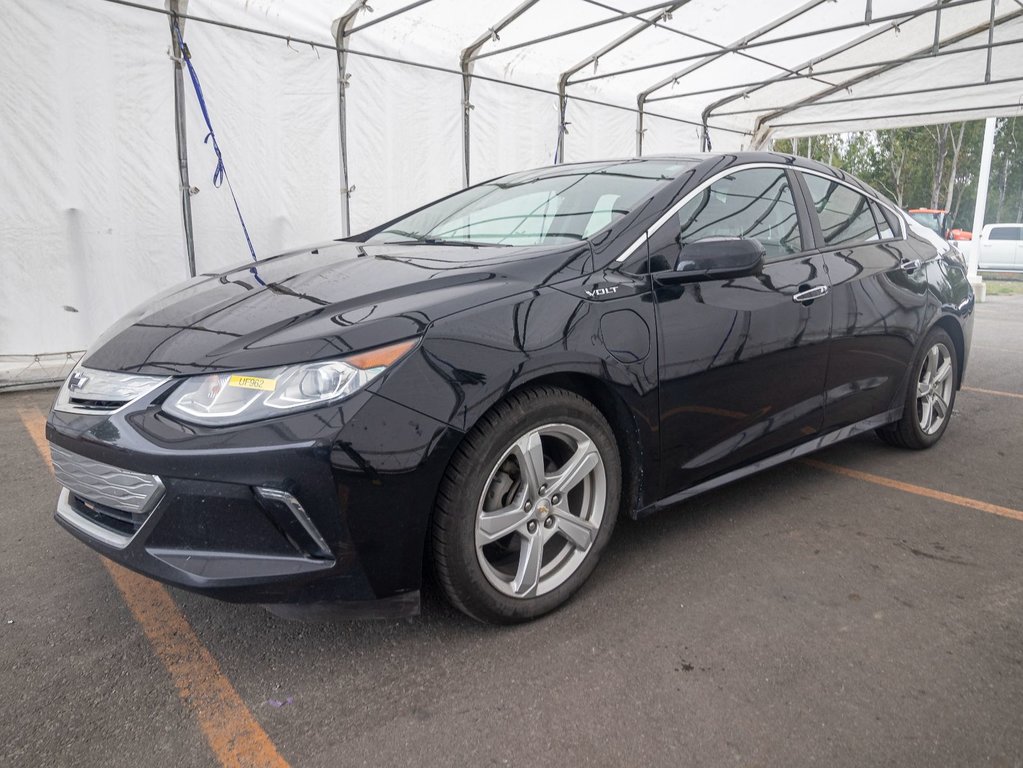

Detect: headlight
[162, 339, 417, 426]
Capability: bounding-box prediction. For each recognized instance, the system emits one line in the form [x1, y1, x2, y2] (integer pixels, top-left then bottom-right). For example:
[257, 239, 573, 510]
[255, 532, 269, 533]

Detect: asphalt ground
[2, 297, 1021, 768]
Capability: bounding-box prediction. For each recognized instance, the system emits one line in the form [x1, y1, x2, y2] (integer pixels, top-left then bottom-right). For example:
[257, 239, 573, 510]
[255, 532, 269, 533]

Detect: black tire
[431, 386, 621, 624]
[876, 326, 958, 450]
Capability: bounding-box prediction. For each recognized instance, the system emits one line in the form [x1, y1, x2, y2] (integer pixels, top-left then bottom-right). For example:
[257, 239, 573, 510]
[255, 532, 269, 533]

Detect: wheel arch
[506, 372, 646, 518]
[930, 313, 966, 390]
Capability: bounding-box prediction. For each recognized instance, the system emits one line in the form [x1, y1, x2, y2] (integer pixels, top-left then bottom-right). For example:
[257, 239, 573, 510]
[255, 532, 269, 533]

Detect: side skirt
[633, 407, 902, 520]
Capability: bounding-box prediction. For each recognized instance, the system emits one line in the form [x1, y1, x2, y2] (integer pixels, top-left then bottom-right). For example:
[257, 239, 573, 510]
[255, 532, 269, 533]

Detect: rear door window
[802, 174, 881, 247]
[989, 226, 1023, 241]
[869, 201, 896, 240]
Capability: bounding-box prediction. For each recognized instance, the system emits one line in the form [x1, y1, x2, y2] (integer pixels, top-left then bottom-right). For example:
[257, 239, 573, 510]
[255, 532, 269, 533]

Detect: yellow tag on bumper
[227, 375, 277, 391]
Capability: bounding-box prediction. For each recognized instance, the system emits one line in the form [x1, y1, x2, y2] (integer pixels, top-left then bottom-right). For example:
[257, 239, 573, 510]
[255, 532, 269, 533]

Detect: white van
[978, 223, 1023, 270]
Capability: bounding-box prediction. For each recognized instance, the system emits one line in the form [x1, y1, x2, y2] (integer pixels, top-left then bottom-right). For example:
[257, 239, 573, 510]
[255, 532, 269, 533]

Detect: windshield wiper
[386, 238, 491, 247]
[376, 230, 508, 247]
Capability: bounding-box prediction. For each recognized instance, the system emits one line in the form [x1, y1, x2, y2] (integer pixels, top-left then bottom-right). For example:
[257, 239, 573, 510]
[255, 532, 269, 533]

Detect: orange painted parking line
[104, 562, 289, 768]
[962, 386, 1023, 400]
[802, 458, 1023, 524]
[18, 407, 289, 768]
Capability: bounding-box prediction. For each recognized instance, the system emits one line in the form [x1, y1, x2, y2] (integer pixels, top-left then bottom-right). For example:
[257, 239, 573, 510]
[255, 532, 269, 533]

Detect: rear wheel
[432, 386, 621, 624]
[877, 326, 958, 450]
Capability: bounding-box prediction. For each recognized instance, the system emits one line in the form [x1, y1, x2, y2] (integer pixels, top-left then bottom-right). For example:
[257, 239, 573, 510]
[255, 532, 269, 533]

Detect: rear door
[651, 166, 831, 498]
[795, 172, 927, 431]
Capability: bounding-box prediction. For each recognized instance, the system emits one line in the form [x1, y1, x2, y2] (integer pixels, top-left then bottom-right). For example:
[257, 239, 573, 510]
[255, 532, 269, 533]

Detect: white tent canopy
[2, 0, 1021, 384]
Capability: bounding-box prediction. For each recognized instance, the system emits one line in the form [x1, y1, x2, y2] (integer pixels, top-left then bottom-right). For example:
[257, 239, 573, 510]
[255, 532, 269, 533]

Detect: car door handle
[900, 258, 922, 273]
[792, 285, 829, 304]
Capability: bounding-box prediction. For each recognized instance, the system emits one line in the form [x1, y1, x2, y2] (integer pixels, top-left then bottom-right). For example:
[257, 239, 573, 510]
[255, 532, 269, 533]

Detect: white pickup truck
[978, 223, 1023, 271]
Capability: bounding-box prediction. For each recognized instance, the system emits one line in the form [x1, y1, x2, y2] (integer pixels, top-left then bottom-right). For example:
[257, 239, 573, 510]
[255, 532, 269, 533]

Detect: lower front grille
[50, 445, 163, 515]
[50, 445, 164, 547]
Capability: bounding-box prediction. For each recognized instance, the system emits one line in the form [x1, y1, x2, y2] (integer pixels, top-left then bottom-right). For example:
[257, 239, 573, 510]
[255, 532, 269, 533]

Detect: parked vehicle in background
[908, 208, 971, 241]
[978, 223, 1023, 271]
[46, 153, 975, 624]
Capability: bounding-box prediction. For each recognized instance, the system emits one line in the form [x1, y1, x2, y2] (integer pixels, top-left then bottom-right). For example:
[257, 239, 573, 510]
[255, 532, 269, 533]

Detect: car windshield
[909, 211, 943, 234]
[363, 159, 696, 247]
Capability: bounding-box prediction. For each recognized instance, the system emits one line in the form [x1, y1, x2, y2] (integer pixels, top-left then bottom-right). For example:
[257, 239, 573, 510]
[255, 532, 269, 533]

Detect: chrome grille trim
[50, 444, 164, 515]
[53, 366, 169, 415]
[56, 488, 133, 549]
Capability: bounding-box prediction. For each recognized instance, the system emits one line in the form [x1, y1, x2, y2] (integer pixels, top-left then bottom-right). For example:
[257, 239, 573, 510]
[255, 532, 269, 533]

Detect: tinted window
[989, 226, 1023, 241]
[650, 168, 802, 265]
[910, 211, 944, 235]
[803, 175, 880, 247]
[364, 159, 696, 247]
[869, 201, 894, 240]
[877, 204, 902, 237]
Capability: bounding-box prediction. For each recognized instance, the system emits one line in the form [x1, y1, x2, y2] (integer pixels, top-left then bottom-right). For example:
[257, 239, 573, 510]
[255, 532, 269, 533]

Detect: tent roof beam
[713, 74, 1023, 116]
[635, 0, 829, 105]
[651, 32, 1023, 103]
[569, 0, 981, 86]
[473, 0, 681, 61]
[746, 6, 1023, 146]
[345, 0, 436, 36]
[770, 101, 1023, 130]
[581, 0, 834, 86]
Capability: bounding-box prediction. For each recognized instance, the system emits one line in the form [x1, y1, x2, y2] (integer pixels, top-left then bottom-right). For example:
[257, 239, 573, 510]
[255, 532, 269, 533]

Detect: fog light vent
[254, 488, 332, 559]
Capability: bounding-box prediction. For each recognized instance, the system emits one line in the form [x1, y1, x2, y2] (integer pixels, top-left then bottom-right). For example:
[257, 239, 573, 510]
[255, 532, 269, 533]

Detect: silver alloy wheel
[475, 423, 607, 599]
[916, 341, 954, 435]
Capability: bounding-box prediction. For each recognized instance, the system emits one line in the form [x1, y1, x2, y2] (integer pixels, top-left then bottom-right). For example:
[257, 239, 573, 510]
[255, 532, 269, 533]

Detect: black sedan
[47, 153, 973, 624]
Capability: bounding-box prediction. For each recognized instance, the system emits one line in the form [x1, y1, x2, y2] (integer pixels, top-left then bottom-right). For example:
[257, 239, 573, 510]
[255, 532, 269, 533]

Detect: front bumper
[47, 385, 462, 616]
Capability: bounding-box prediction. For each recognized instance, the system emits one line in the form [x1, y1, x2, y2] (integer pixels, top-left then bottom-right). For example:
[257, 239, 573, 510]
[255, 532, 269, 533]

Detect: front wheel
[431, 386, 621, 624]
[877, 326, 958, 450]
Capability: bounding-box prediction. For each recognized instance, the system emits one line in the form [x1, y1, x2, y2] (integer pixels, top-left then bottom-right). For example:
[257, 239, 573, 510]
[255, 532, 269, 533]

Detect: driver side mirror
[653, 237, 766, 283]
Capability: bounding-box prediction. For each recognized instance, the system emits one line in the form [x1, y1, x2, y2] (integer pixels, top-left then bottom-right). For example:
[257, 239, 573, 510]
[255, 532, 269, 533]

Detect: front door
[651, 167, 831, 499]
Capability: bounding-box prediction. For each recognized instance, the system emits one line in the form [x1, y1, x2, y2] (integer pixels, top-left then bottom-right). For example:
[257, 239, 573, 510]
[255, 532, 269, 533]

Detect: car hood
[84, 240, 592, 376]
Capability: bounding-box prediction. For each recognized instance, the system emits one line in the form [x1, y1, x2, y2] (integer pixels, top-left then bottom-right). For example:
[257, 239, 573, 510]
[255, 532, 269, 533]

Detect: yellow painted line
[103, 563, 289, 768]
[802, 458, 1023, 524]
[18, 407, 289, 768]
[962, 385, 1023, 400]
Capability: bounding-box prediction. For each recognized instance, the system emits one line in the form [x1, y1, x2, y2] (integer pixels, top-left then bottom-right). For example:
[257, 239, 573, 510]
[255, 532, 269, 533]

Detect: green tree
[771, 118, 1021, 231]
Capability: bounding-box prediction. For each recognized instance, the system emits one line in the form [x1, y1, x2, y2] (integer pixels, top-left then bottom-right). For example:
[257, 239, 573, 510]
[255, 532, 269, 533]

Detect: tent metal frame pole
[571, 0, 981, 86]
[556, 2, 685, 163]
[985, 0, 997, 82]
[100, 0, 746, 136]
[698, 2, 968, 145]
[332, 0, 369, 238]
[661, 32, 1023, 104]
[968, 116, 997, 282]
[475, 0, 681, 61]
[933, 0, 943, 52]
[582, 0, 835, 87]
[168, 0, 196, 278]
[770, 102, 1023, 129]
[713, 74, 1023, 116]
[98, 0, 750, 139]
[345, 0, 435, 35]
[745, 8, 1023, 147]
[460, 0, 540, 187]
[635, 0, 825, 155]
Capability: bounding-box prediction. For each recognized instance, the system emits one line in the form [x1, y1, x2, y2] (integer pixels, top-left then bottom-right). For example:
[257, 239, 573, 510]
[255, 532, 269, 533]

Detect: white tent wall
[641, 113, 704, 155]
[0, 0, 182, 373]
[345, 53, 462, 232]
[467, 80, 559, 185]
[561, 99, 636, 162]
[182, 0, 342, 274]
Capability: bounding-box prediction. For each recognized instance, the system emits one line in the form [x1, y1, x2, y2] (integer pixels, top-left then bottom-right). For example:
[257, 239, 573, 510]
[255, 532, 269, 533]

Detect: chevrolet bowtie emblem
[67, 371, 90, 392]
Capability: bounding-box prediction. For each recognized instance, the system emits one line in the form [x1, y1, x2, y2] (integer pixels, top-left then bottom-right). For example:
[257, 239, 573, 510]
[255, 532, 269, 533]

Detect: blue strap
[172, 20, 264, 286]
